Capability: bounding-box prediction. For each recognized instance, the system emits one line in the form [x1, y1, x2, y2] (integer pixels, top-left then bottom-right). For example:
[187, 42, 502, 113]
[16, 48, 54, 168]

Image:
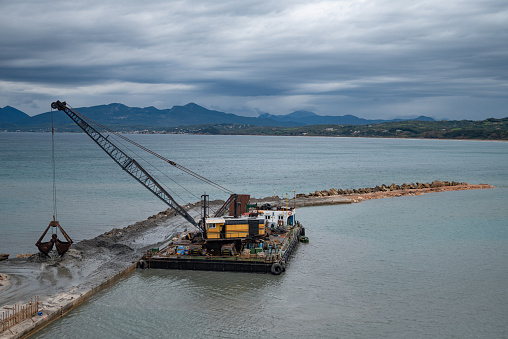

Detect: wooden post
[0, 296, 42, 334]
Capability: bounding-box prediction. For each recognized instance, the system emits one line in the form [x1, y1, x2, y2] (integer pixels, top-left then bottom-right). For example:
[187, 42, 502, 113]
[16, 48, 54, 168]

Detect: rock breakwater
[302, 180, 474, 198]
[251, 181, 494, 208]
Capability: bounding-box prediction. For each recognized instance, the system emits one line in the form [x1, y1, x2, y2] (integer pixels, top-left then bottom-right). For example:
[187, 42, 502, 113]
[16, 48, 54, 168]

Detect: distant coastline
[167, 118, 508, 141]
[1, 103, 507, 140]
[1, 118, 507, 142]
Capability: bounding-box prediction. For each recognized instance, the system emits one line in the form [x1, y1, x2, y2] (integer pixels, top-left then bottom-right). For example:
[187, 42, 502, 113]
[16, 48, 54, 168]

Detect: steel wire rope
[100, 128, 220, 216]
[106, 132, 219, 215]
[105, 132, 220, 214]
[97, 127, 193, 206]
[96, 130, 221, 216]
[66, 104, 233, 194]
[50, 107, 58, 222]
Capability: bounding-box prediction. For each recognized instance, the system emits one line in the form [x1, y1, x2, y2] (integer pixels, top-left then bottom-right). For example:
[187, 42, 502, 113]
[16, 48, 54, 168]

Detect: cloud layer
[1, 0, 507, 119]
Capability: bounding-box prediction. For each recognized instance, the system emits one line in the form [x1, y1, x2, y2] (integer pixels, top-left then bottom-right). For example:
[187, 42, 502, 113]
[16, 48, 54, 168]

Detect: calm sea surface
[0, 132, 507, 338]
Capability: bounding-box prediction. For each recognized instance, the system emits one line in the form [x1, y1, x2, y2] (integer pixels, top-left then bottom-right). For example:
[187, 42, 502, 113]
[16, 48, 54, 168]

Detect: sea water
[0, 132, 506, 338]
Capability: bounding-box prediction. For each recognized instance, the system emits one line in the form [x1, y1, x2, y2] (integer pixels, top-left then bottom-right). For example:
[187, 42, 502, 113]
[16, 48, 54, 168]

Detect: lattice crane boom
[50, 100, 202, 232]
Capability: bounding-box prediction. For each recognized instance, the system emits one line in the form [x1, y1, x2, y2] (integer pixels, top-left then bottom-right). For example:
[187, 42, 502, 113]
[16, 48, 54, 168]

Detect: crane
[49, 101, 267, 247]
[50, 100, 205, 233]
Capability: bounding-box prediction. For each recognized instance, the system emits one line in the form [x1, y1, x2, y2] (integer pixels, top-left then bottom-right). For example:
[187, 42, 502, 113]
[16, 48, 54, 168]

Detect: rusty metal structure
[35, 220, 73, 257]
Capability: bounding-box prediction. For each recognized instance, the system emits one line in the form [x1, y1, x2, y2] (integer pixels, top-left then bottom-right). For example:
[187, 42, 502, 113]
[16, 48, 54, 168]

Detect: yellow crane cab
[205, 217, 265, 240]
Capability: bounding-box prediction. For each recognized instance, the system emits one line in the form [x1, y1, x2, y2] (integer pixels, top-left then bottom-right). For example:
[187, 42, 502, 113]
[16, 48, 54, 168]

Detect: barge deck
[139, 221, 305, 275]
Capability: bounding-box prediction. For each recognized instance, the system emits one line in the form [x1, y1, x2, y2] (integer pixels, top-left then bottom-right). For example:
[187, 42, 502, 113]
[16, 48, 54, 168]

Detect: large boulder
[431, 180, 442, 188]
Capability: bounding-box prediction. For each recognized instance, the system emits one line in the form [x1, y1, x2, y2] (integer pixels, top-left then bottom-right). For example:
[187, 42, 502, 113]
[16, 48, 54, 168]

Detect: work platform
[138, 221, 305, 275]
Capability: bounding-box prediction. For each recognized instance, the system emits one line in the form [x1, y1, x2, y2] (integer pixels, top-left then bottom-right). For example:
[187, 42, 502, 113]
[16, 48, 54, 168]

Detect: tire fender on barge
[137, 260, 148, 269]
[271, 262, 283, 275]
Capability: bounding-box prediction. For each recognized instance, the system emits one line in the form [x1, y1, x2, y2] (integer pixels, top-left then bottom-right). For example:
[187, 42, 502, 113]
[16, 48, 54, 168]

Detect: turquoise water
[34, 190, 508, 338]
[2, 133, 507, 256]
[0, 133, 507, 338]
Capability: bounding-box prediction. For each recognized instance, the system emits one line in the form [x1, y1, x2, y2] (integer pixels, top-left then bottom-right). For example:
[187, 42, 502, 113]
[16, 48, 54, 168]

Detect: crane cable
[106, 130, 197, 204]
[50, 107, 58, 222]
[67, 105, 233, 194]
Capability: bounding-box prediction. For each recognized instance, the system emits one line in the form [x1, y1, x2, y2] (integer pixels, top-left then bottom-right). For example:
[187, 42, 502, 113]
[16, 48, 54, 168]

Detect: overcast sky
[0, 0, 507, 120]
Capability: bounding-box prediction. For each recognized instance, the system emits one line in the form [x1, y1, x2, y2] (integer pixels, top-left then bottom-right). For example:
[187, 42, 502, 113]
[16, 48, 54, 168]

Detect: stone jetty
[305, 180, 473, 197]
[252, 180, 494, 207]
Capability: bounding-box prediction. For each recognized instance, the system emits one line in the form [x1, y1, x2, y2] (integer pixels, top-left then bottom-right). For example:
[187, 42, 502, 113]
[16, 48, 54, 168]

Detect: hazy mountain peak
[257, 113, 276, 119]
[287, 110, 318, 118]
[183, 102, 201, 108]
[0, 105, 30, 124]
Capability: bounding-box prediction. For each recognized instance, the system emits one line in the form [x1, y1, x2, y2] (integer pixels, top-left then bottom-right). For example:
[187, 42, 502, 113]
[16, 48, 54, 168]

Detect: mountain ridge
[1, 102, 436, 130]
[0, 106, 31, 124]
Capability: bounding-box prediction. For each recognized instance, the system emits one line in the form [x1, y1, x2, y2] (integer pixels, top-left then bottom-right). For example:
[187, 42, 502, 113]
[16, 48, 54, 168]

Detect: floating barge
[139, 205, 306, 275]
[50, 101, 308, 275]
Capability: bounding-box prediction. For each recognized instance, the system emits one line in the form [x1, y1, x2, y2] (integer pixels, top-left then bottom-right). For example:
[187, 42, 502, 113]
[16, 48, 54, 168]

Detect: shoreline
[0, 131, 506, 142]
[0, 183, 494, 338]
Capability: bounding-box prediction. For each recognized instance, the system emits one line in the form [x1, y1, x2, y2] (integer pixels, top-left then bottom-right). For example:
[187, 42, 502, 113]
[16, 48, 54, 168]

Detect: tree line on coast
[2, 103, 506, 140]
[169, 117, 508, 140]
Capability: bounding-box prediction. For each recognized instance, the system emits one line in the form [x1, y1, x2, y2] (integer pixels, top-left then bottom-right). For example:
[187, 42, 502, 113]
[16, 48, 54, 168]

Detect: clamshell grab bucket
[55, 239, 72, 256]
[36, 220, 73, 256]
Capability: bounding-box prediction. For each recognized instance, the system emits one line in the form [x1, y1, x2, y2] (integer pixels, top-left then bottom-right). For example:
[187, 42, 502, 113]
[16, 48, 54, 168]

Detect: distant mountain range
[0, 103, 435, 131]
[258, 110, 435, 125]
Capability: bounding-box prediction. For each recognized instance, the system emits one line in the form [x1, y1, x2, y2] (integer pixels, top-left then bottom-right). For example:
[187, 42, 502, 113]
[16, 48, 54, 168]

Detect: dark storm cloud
[0, 0, 507, 119]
